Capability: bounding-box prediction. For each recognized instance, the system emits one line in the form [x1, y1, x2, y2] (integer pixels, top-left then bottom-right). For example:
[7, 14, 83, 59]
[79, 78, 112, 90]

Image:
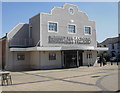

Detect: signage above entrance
[48, 36, 91, 44]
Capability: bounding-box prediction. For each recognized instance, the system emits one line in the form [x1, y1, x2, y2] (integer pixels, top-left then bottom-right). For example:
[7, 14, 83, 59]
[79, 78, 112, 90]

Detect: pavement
[1, 63, 119, 91]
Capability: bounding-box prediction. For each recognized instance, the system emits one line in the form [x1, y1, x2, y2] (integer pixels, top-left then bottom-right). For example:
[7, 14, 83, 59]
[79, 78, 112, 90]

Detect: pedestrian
[117, 58, 119, 65]
[99, 56, 103, 67]
[103, 57, 106, 66]
[111, 61, 113, 65]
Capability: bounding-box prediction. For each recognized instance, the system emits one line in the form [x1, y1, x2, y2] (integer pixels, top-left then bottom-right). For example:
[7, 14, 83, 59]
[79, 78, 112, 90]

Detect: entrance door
[64, 51, 77, 68]
[63, 50, 83, 68]
[78, 52, 83, 66]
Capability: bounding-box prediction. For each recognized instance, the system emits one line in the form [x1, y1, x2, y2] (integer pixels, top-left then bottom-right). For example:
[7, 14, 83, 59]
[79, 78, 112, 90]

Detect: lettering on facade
[48, 36, 91, 44]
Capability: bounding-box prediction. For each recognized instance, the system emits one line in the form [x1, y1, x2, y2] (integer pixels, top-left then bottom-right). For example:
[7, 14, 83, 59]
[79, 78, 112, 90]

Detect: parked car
[110, 57, 117, 62]
[110, 55, 120, 62]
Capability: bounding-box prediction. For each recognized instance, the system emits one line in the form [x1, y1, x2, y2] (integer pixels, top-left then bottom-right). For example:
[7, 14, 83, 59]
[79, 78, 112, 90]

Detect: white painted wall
[13, 52, 30, 71]
[83, 50, 97, 66]
[40, 51, 62, 69]
[30, 51, 40, 69]
[41, 4, 97, 48]
[5, 48, 14, 71]
[6, 50, 62, 70]
[6, 50, 30, 71]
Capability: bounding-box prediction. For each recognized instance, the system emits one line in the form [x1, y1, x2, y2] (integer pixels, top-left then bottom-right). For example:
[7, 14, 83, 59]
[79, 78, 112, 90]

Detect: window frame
[84, 26, 92, 35]
[49, 52, 56, 61]
[68, 7, 74, 15]
[86, 52, 92, 59]
[67, 24, 77, 34]
[48, 21, 58, 33]
[17, 53, 25, 61]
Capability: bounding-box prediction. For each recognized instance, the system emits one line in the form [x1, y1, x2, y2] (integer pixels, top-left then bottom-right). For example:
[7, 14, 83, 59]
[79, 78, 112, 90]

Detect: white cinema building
[1, 4, 108, 71]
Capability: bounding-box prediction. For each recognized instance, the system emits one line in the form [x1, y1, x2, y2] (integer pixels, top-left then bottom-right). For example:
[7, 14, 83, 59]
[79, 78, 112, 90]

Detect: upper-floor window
[48, 22, 57, 32]
[112, 44, 114, 49]
[69, 8, 74, 14]
[68, 25, 76, 33]
[84, 27, 91, 35]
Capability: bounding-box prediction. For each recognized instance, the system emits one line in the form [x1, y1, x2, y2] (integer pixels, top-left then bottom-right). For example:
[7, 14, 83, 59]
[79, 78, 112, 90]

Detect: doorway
[63, 50, 83, 68]
[78, 52, 83, 66]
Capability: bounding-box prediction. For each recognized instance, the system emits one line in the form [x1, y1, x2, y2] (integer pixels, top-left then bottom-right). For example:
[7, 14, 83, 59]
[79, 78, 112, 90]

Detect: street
[2, 63, 119, 91]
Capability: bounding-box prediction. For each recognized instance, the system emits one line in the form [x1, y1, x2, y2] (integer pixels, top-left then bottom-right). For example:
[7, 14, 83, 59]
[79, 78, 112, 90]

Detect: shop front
[62, 50, 83, 68]
[3, 4, 108, 71]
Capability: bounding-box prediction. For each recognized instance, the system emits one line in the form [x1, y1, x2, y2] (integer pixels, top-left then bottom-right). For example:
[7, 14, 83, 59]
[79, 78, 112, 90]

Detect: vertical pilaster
[77, 50, 79, 67]
[61, 51, 64, 68]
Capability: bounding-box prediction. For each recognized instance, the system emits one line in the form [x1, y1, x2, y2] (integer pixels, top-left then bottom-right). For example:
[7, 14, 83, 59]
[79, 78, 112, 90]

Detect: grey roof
[100, 36, 120, 46]
[97, 42, 104, 47]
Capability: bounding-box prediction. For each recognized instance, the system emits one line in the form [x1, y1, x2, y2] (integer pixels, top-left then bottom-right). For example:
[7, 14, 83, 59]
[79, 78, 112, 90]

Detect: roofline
[29, 13, 40, 20]
[38, 3, 94, 22]
[7, 23, 26, 36]
[10, 46, 108, 52]
[0, 36, 7, 40]
[63, 3, 77, 7]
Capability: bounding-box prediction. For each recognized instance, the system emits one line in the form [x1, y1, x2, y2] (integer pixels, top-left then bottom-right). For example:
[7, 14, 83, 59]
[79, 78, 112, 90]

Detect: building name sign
[48, 36, 91, 44]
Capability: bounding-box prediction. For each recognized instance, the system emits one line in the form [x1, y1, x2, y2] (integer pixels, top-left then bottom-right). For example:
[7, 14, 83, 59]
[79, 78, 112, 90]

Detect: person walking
[99, 56, 103, 67]
[103, 57, 106, 66]
[111, 60, 113, 65]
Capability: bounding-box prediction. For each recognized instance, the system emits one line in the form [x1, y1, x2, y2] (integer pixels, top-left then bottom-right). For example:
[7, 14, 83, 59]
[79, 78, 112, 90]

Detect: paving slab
[1, 64, 119, 91]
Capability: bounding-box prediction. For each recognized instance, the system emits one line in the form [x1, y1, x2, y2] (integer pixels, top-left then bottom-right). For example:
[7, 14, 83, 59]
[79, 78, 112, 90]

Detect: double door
[63, 50, 83, 68]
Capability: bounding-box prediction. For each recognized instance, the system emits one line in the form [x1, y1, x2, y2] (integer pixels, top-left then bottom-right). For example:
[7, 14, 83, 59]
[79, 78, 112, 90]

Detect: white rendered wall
[6, 50, 30, 71]
[83, 50, 97, 66]
[40, 51, 62, 69]
[30, 51, 40, 69]
[13, 52, 30, 71]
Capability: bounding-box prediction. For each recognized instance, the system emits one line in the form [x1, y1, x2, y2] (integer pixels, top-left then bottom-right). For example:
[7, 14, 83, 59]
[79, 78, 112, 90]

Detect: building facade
[108, 35, 120, 58]
[100, 34, 120, 59]
[3, 4, 107, 71]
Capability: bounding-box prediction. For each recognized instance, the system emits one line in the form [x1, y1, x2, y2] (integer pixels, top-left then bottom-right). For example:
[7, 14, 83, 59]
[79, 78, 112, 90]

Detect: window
[87, 52, 92, 59]
[112, 44, 114, 49]
[85, 27, 91, 35]
[48, 22, 57, 32]
[69, 8, 74, 14]
[17, 53, 25, 60]
[111, 51, 115, 57]
[68, 25, 75, 33]
[49, 52, 56, 60]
